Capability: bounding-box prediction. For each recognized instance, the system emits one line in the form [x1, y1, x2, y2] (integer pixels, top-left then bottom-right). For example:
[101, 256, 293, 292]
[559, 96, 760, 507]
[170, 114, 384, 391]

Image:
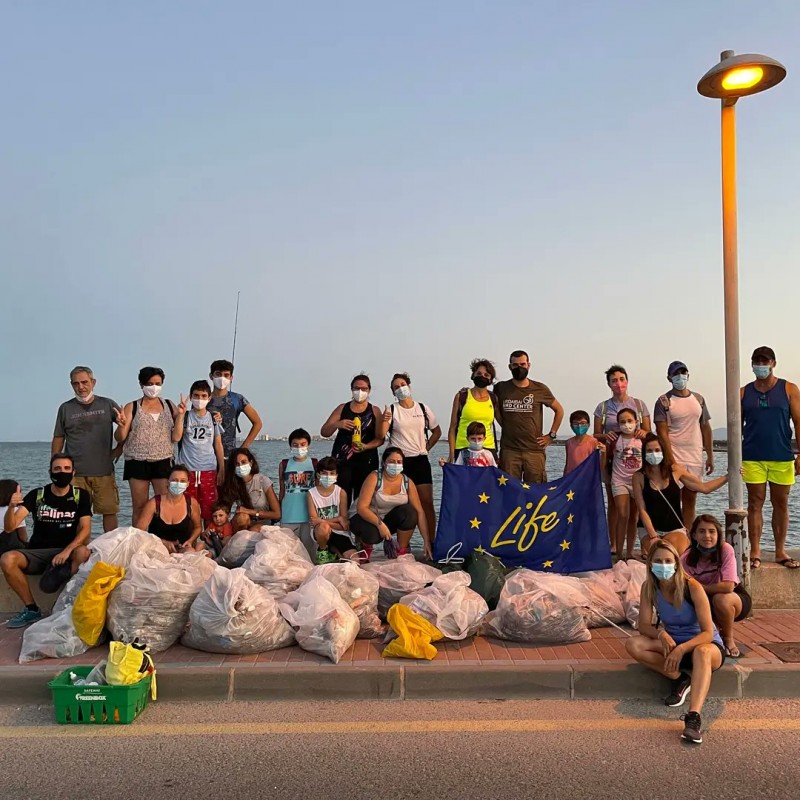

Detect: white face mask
[352, 389, 369, 403]
[235, 463, 252, 478]
[291, 446, 309, 459]
[619, 421, 636, 434]
[75, 392, 94, 405]
[213, 376, 231, 390]
[191, 398, 209, 410]
[142, 385, 162, 398]
[393, 385, 411, 401]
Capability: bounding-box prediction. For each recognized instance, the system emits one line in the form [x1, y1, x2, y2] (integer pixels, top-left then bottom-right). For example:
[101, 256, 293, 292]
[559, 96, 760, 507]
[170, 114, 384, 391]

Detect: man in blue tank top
[740, 346, 800, 569]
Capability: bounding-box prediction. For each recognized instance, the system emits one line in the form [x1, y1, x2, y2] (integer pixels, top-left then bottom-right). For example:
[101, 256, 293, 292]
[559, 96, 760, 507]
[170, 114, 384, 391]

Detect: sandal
[777, 558, 800, 569]
[750, 557, 762, 569]
[724, 643, 741, 658]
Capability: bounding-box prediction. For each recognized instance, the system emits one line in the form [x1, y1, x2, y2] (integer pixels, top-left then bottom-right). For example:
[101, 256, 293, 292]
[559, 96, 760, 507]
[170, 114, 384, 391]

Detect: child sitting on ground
[439, 422, 497, 467]
[199, 502, 234, 556]
[307, 457, 358, 565]
[564, 409, 606, 476]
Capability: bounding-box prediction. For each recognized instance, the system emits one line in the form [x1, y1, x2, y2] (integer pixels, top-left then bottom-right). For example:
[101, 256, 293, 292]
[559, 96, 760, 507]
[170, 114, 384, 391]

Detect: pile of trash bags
[243, 528, 313, 599]
[309, 562, 383, 639]
[362, 555, 442, 617]
[182, 568, 295, 654]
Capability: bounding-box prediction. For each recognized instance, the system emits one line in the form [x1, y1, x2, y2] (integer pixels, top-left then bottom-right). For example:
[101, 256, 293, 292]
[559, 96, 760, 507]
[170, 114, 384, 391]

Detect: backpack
[36, 486, 81, 517]
[387, 402, 431, 439]
[376, 469, 409, 494]
[130, 397, 178, 420]
[657, 392, 706, 420]
[600, 398, 645, 430]
[455, 388, 500, 443]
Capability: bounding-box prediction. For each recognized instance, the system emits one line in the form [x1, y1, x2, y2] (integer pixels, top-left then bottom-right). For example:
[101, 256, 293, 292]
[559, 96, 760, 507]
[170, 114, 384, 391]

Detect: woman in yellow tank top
[447, 358, 499, 462]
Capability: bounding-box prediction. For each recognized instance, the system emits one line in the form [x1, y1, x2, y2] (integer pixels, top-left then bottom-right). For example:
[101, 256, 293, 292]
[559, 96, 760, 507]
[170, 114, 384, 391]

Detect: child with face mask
[564, 410, 606, 476]
[279, 428, 318, 559]
[440, 422, 497, 467]
[307, 457, 358, 564]
[610, 407, 643, 560]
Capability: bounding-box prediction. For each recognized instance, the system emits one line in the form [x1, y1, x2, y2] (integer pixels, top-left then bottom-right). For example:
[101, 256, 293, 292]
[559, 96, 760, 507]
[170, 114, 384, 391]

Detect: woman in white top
[220, 447, 281, 532]
[0, 479, 27, 555]
[350, 448, 432, 561]
[383, 373, 441, 541]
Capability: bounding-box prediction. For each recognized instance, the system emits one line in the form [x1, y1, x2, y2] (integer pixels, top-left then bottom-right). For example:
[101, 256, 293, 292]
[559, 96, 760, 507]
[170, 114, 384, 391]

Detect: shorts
[284, 522, 316, 560]
[123, 457, 173, 482]
[403, 454, 433, 486]
[0, 530, 26, 556]
[21, 548, 63, 576]
[611, 482, 633, 497]
[350, 504, 419, 545]
[73, 474, 120, 515]
[336, 453, 378, 503]
[498, 448, 546, 483]
[678, 641, 726, 673]
[185, 470, 218, 522]
[742, 460, 796, 486]
[681, 463, 703, 480]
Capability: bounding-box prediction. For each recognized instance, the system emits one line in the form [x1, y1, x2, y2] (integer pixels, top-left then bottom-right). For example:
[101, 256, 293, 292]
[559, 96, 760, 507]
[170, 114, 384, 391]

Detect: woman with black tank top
[321, 374, 388, 503]
[134, 464, 203, 553]
[634, 434, 728, 557]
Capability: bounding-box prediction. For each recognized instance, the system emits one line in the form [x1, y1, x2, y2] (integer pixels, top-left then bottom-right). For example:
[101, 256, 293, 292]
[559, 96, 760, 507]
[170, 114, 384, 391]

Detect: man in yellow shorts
[740, 346, 800, 569]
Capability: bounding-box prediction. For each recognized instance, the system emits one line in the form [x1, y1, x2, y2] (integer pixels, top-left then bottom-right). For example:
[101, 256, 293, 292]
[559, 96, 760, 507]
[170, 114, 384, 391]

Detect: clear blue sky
[2, 1, 798, 442]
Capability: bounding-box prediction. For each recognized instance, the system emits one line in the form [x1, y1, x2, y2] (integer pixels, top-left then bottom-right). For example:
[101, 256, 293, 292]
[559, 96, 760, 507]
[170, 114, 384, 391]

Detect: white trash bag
[107, 551, 217, 652]
[182, 568, 295, 654]
[362, 555, 442, 617]
[307, 562, 383, 639]
[218, 526, 274, 568]
[624, 560, 648, 629]
[400, 572, 488, 640]
[243, 528, 313, 599]
[577, 572, 626, 626]
[278, 573, 359, 663]
[19, 608, 89, 663]
[481, 569, 591, 644]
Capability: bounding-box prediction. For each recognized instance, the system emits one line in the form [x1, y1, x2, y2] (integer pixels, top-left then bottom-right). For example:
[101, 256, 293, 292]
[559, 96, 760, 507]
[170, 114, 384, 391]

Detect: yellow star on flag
[470, 517, 481, 529]
[560, 540, 571, 551]
[497, 475, 509, 486]
[522, 483, 530, 490]
[567, 490, 575, 501]
[543, 560, 554, 569]
[478, 493, 490, 504]
[567, 514, 574, 524]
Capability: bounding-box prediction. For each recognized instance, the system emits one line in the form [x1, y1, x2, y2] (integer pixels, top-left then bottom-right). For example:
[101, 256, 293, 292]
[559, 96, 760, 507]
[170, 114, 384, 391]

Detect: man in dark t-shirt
[1, 454, 91, 628]
[494, 349, 564, 483]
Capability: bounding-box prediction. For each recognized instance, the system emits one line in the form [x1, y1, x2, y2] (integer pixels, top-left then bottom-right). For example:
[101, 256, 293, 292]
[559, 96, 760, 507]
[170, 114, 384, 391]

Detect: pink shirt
[681, 542, 739, 585]
[565, 435, 599, 473]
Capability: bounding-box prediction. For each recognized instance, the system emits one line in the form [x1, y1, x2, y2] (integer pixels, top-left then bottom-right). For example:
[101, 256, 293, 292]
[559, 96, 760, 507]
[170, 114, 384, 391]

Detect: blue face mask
[753, 365, 771, 380]
[671, 374, 689, 390]
[468, 439, 485, 452]
[698, 544, 717, 554]
[319, 475, 336, 488]
[385, 463, 404, 477]
[571, 424, 589, 436]
[651, 563, 676, 581]
[169, 481, 188, 496]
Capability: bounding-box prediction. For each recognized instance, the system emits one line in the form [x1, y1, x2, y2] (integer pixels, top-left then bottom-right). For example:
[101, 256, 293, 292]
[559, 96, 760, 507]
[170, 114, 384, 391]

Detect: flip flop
[777, 558, 800, 569]
[724, 644, 741, 658]
[750, 557, 762, 569]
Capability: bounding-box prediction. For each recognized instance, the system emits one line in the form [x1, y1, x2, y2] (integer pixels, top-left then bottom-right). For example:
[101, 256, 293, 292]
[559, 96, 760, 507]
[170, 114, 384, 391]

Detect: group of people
[1, 347, 798, 743]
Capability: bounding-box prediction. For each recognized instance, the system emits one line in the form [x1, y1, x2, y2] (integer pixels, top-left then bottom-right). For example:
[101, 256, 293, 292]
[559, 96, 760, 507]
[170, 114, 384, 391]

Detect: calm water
[2, 441, 798, 547]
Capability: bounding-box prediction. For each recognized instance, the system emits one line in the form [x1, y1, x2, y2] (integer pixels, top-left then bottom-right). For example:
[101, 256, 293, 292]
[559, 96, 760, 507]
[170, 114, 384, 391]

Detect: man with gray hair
[52, 366, 123, 531]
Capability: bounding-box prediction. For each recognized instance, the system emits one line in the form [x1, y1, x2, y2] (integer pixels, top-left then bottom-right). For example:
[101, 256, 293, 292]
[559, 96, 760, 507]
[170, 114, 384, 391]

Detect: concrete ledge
[573, 663, 670, 700]
[0, 666, 60, 705]
[750, 561, 800, 609]
[404, 664, 571, 700]
[155, 667, 232, 702]
[233, 666, 401, 701]
[739, 664, 800, 698]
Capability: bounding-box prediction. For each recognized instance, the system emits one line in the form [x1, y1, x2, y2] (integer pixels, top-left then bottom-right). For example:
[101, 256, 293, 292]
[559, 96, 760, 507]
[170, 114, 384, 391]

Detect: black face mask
[50, 471, 73, 488]
[472, 375, 492, 388]
[510, 367, 529, 381]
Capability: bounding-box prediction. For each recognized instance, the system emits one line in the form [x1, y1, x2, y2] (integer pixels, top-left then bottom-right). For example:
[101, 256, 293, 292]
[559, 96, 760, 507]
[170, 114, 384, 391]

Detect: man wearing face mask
[653, 361, 714, 526]
[52, 366, 123, 532]
[741, 346, 800, 570]
[207, 359, 263, 459]
[494, 350, 564, 483]
[1, 455, 91, 628]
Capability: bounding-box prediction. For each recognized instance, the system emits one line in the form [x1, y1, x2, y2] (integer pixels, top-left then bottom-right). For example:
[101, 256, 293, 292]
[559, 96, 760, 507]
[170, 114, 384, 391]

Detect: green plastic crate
[48, 666, 151, 725]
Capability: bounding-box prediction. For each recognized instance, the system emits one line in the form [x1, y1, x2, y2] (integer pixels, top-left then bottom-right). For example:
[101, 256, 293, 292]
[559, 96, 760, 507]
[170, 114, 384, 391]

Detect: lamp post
[697, 51, 786, 589]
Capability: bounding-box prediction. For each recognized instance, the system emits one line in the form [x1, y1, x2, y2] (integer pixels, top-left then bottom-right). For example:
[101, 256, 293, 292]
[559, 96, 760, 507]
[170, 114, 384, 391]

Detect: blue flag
[433, 450, 611, 572]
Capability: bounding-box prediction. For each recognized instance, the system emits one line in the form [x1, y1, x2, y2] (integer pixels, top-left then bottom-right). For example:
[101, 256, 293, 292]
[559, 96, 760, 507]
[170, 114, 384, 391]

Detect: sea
[2, 441, 798, 547]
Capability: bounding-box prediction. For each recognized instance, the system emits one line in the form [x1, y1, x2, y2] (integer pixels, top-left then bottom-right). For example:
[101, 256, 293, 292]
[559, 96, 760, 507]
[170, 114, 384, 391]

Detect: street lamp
[697, 50, 786, 588]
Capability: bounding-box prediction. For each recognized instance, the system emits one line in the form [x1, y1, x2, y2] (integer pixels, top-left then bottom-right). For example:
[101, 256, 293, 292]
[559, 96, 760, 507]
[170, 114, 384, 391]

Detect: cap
[667, 361, 688, 377]
[751, 346, 776, 363]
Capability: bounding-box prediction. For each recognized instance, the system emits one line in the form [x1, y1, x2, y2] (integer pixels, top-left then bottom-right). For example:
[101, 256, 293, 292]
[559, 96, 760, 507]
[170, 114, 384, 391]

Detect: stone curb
[3, 662, 800, 705]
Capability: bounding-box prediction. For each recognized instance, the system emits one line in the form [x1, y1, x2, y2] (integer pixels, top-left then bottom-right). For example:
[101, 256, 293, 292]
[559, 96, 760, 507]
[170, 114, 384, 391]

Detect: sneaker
[664, 672, 692, 707]
[396, 546, 410, 556]
[680, 711, 703, 743]
[6, 608, 43, 629]
[315, 548, 338, 565]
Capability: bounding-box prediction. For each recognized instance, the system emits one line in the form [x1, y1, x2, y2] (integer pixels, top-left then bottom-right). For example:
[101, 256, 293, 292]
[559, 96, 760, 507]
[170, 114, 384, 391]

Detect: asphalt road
[2, 698, 800, 800]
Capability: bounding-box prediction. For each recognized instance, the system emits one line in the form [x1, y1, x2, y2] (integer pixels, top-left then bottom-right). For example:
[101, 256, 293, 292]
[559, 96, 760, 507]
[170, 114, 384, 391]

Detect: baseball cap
[751, 346, 776, 363]
[667, 361, 688, 377]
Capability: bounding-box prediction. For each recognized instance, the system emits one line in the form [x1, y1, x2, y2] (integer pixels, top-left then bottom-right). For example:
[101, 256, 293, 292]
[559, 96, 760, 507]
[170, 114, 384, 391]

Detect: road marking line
[2, 718, 800, 738]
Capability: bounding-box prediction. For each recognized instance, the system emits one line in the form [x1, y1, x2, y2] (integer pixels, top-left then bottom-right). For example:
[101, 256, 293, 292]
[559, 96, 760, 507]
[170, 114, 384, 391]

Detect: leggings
[349, 504, 418, 545]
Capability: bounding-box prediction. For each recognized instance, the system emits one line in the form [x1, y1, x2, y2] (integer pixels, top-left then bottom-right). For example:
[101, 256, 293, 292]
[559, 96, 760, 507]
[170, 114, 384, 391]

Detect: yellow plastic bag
[107, 641, 157, 700]
[72, 562, 125, 646]
[382, 604, 444, 660]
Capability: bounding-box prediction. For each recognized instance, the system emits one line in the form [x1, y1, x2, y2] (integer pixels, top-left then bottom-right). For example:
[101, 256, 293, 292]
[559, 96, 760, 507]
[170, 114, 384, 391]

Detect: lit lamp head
[697, 51, 786, 103]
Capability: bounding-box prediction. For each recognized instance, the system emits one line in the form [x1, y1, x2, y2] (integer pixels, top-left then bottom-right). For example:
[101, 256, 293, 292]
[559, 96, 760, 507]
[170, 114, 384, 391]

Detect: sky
[1, 1, 799, 442]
